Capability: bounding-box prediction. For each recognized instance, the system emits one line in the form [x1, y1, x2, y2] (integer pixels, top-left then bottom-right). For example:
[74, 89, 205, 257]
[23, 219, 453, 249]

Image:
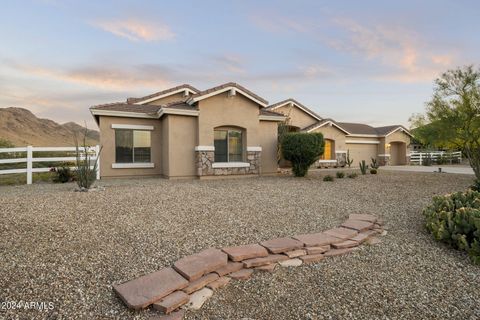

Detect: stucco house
[90, 82, 412, 179]
[267, 99, 412, 167]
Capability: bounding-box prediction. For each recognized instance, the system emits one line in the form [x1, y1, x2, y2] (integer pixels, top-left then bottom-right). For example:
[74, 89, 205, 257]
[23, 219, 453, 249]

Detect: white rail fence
[0, 145, 100, 184]
[409, 151, 462, 165]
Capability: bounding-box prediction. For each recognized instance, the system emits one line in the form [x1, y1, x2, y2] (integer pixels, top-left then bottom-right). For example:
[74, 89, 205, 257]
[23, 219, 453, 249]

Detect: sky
[1, 0, 479, 129]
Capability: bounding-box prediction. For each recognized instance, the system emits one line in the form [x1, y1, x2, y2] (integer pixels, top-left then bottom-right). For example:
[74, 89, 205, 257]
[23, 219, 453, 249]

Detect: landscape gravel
[1, 170, 479, 319]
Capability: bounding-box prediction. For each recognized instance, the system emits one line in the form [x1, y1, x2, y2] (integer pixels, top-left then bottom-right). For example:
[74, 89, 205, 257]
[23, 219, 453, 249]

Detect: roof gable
[267, 99, 323, 122]
[127, 84, 199, 105]
[186, 82, 268, 107]
[303, 119, 351, 134]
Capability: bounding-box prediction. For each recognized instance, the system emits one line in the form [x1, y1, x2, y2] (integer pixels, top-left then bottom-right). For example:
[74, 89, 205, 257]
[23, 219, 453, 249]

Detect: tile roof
[126, 84, 199, 104]
[374, 125, 404, 135]
[189, 82, 268, 105]
[301, 118, 350, 134]
[90, 102, 161, 114]
[337, 122, 379, 135]
[266, 98, 323, 121]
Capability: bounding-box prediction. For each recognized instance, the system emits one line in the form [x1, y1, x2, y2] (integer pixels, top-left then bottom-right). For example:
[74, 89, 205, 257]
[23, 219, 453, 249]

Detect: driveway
[380, 165, 475, 175]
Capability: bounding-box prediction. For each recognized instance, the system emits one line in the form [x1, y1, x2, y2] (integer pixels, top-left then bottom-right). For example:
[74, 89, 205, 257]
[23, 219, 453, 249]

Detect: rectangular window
[214, 129, 243, 162]
[115, 129, 151, 163]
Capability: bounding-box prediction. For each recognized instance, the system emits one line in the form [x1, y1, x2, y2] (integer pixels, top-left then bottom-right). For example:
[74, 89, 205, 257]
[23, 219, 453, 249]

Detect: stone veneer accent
[195, 150, 261, 177]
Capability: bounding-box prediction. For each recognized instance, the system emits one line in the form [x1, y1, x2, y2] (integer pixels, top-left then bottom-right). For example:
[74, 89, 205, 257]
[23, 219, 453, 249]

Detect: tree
[411, 65, 480, 183]
[281, 132, 324, 177]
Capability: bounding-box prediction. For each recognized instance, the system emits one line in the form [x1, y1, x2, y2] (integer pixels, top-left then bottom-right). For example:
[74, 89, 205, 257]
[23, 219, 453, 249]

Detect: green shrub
[323, 175, 334, 181]
[470, 180, 480, 192]
[370, 168, 377, 174]
[359, 160, 368, 175]
[51, 167, 75, 183]
[423, 190, 480, 264]
[281, 132, 324, 177]
[347, 173, 358, 179]
[336, 171, 345, 178]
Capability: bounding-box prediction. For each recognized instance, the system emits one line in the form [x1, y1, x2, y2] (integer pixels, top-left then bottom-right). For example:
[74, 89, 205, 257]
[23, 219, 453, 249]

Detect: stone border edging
[113, 214, 385, 319]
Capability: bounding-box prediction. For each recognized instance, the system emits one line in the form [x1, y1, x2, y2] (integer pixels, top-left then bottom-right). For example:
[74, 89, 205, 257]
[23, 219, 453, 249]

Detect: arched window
[214, 128, 244, 162]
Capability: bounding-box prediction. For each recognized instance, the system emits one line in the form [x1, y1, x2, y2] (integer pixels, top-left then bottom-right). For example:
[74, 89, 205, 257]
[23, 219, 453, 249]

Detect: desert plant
[323, 175, 334, 182]
[336, 171, 345, 178]
[370, 158, 379, 169]
[346, 149, 354, 168]
[423, 190, 480, 264]
[75, 125, 101, 190]
[471, 180, 480, 192]
[422, 153, 433, 166]
[281, 132, 324, 177]
[347, 173, 358, 179]
[359, 160, 368, 175]
[51, 166, 74, 183]
[370, 168, 378, 174]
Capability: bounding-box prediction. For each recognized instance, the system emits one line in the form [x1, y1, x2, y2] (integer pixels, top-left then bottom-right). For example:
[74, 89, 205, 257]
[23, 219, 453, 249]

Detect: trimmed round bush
[281, 132, 324, 177]
[423, 190, 480, 264]
[323, 175, 334, 182]
[370, 169, 378, 174]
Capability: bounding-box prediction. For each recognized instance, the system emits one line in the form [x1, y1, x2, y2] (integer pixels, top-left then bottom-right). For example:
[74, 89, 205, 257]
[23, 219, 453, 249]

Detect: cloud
[92, 18, 174, 42]
[3, 60, 174, 90]
[211, 54, 246, 74]
[327, 18, 456, 82]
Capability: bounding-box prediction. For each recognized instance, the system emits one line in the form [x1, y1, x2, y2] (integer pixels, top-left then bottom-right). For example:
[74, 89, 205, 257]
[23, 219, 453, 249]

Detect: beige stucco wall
[258, 121, 279, 174]
[163, 115, 197, 178]
[274, 104, 318, 129]
[146, 92, 187, 106]
[198, 92, 261, 146]
[98, 116, 163, 178]
[309, 125, 347, 153]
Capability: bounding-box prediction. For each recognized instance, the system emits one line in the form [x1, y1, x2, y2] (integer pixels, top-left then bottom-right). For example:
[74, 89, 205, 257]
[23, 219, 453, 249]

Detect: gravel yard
[1, 170, 479, 319]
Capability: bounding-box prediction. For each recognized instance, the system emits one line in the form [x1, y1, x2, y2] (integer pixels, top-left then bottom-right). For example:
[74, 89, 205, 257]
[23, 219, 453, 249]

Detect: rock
[243, 254, 289, 268]
[113, 268, 189, 310]
[255, 264, 276, 272]
[152, 291, 189, 314]
[285, 249, 306, 258]
[324, 227, 358, 240]
[207, 277, 230, 290]
[366, 237, 382, 245]
[149, 309, 185, 320]
[184, 288, 213, 310]
[299, 254, 324, 264]
[214, 261, 244, 276]
[279, 258, 303, 267]
[293, 233, 343, 247]
[229, 269, 254, 280]
[182, 273, 219, 294]
[305, 245, 330, 255]
[222, 244, 269, 261]
[350, 231, 375, 244]
[341, 219, 375, 232]
[324, 248, 355, 257]
[332, 240, 359, 249]
[260, 237, 304, 253]
[349, 213, 378, 223]
[173, 248, 228, 281]
[381, 230, 388, 236]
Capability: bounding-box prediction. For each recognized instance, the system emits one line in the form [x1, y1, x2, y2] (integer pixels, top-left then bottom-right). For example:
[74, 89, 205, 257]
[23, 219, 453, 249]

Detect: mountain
[0, 107, 99, 147]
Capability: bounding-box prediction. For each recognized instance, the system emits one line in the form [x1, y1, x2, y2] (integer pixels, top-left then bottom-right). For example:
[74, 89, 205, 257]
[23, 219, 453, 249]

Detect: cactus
[346, 149, 354, 168]
[359, 160, 368, 175]
[370, 157, 379, 169]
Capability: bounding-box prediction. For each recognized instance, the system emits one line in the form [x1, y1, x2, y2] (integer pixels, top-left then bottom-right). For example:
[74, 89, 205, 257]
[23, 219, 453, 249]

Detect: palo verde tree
[410, 65, 480, 185]
[281, 132, 324, 177]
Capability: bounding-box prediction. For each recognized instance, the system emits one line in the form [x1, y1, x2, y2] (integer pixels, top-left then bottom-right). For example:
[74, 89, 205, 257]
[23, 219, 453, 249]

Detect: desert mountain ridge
[0, 107, 99, 147]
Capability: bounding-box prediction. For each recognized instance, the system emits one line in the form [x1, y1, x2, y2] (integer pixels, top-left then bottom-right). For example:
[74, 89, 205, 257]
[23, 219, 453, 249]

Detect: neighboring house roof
[338, 122, 413, 137]
[187, 82, 269, 107]
[302, 119, 351, 134]
[127, 84, 199, 104]
[266, 98, 323, 121]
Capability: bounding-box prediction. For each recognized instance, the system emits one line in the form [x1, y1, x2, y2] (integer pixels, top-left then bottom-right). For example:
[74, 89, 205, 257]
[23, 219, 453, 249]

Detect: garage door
[346, 144, 378, 164]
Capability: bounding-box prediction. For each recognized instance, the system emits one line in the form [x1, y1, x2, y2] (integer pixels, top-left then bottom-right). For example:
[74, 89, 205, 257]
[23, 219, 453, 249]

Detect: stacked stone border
[113, 214, 385, 319]
[195, 149, 261, 177]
